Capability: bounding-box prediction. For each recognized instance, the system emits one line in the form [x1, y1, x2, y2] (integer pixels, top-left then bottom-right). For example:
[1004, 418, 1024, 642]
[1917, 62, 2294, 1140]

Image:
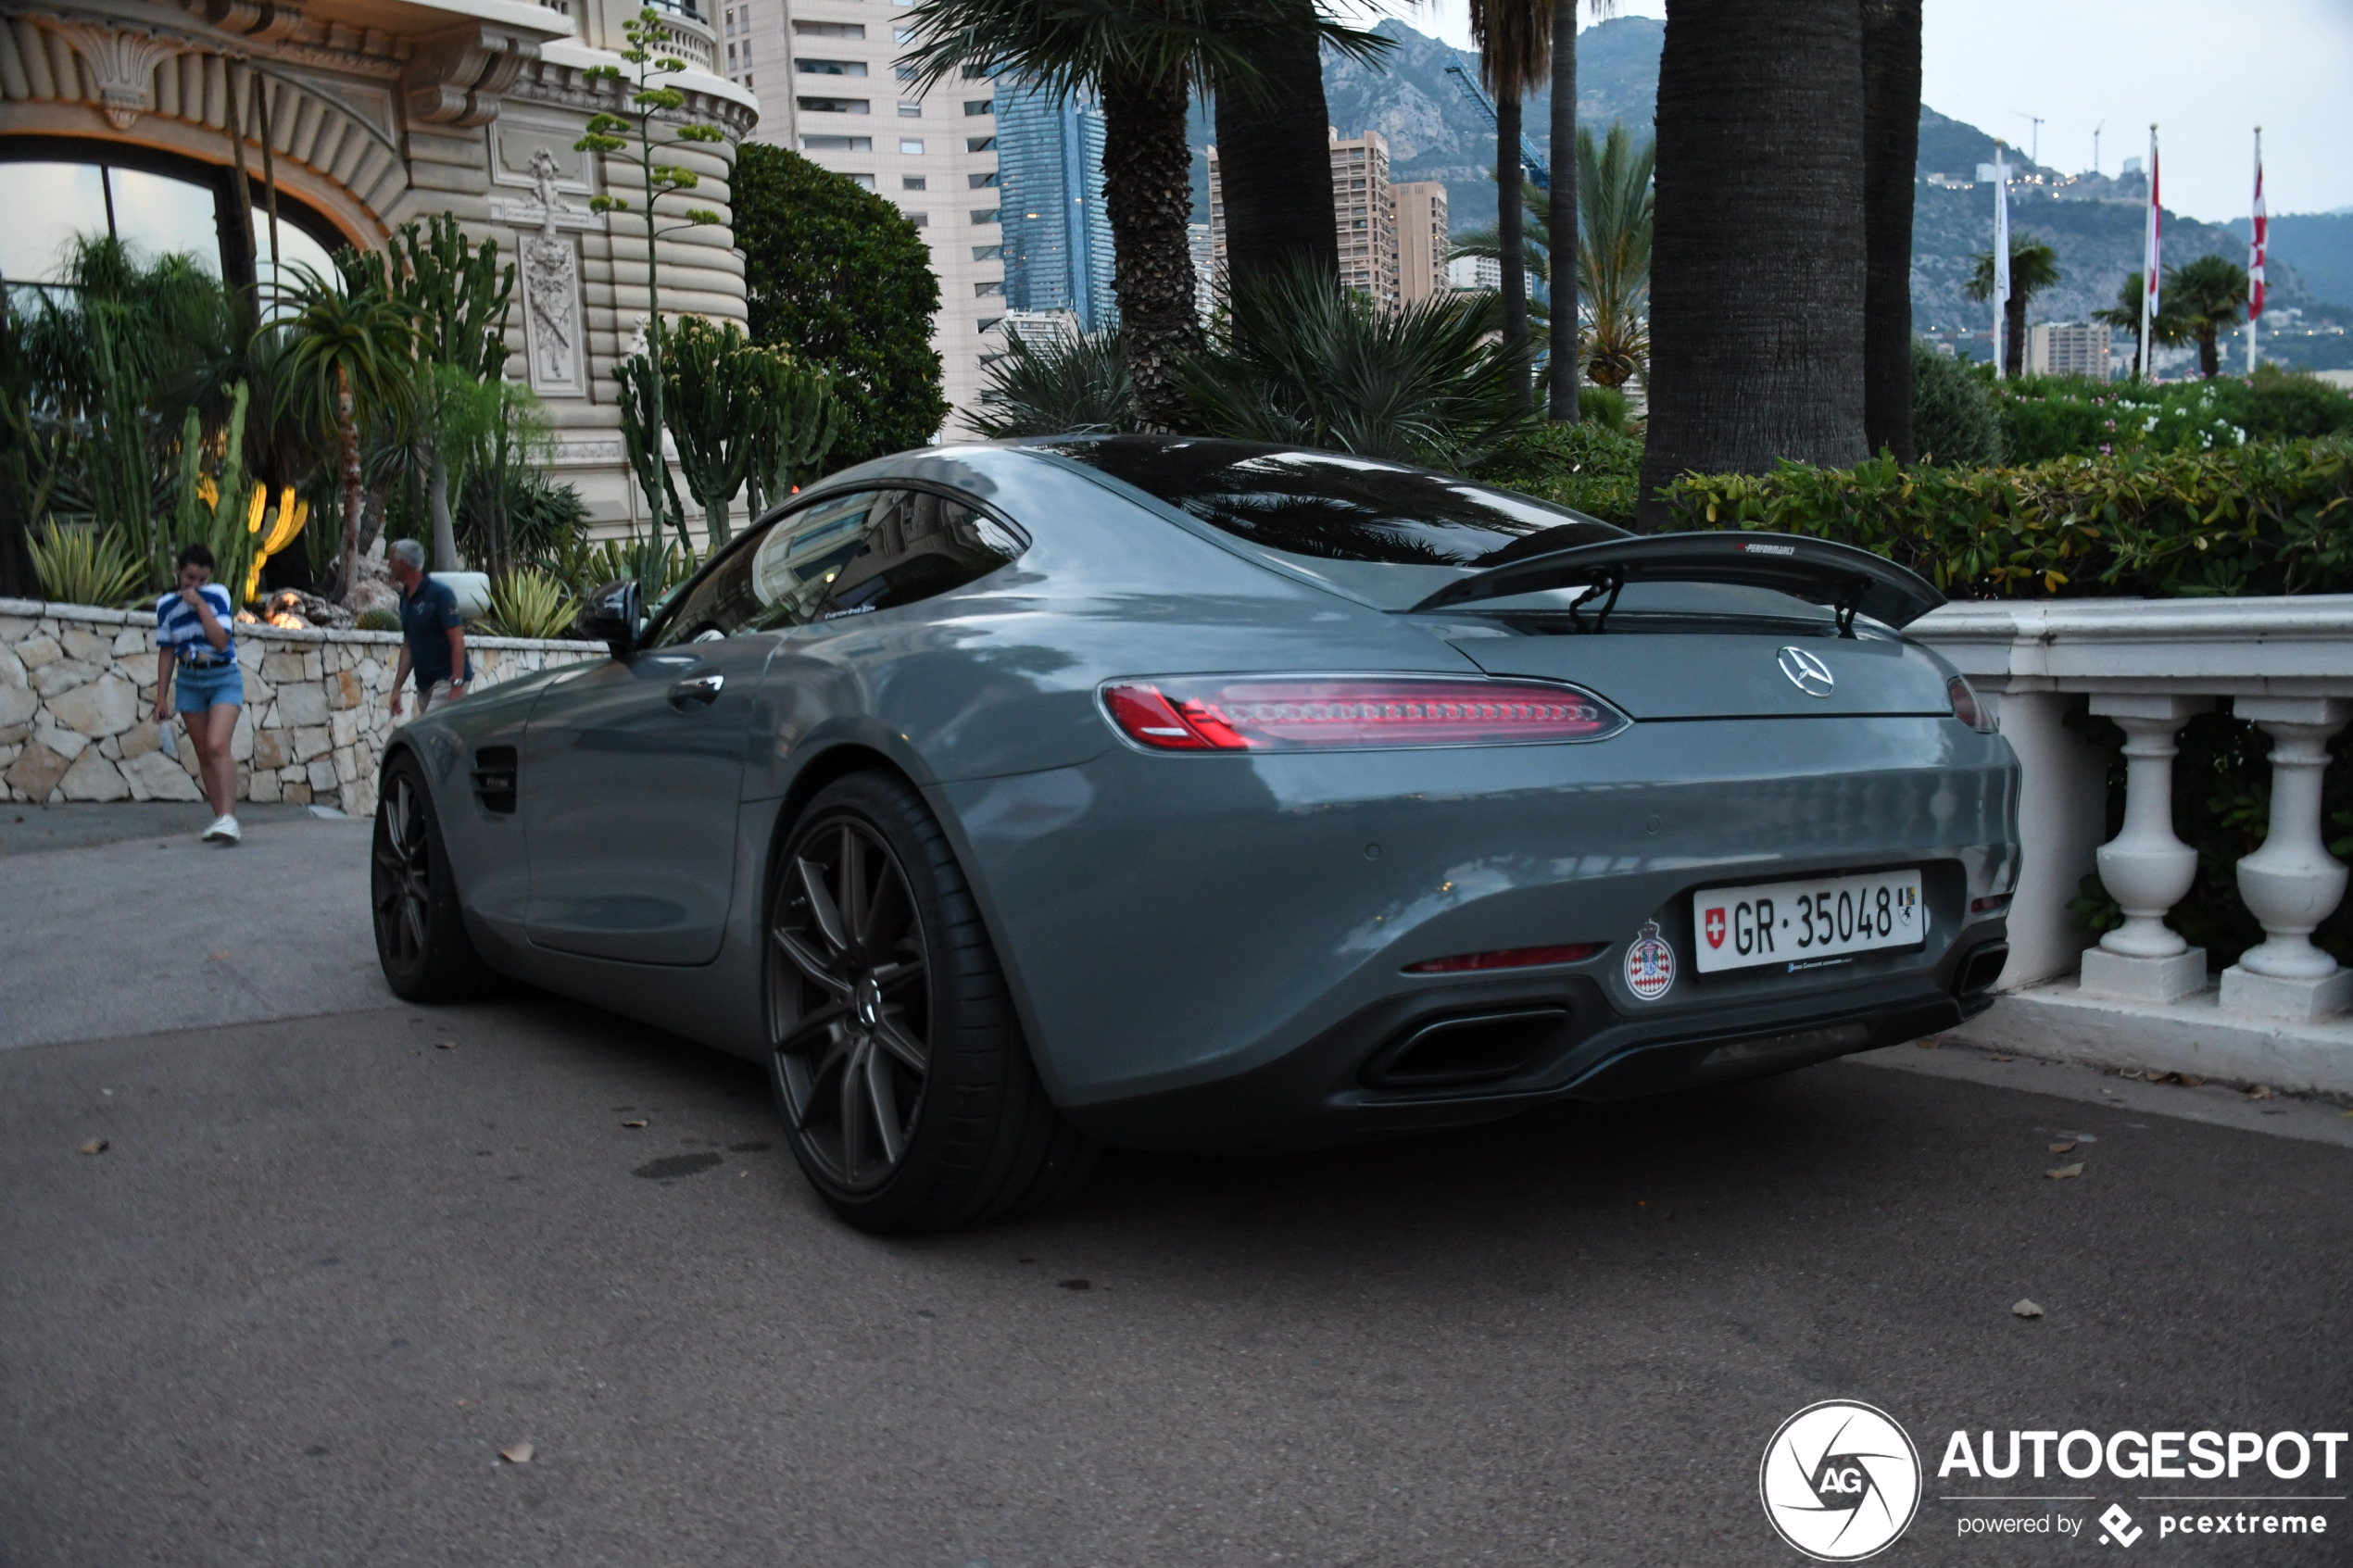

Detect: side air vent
[1361, 1007, 1570, 1090]
[472, 746, 518, 815]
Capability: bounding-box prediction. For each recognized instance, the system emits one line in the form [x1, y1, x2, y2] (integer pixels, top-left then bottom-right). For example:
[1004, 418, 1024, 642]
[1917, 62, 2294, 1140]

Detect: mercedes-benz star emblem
[1778, 646, 1835, 697]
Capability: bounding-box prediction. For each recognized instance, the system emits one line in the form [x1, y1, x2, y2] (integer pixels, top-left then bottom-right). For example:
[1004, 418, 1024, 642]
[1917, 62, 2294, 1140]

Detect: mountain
[1184, 16, 2347, 362]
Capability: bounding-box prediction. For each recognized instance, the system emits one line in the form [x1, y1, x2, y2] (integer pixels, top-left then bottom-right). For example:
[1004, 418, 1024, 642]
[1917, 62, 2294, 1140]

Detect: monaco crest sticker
[1626, 920, 1677, 1001]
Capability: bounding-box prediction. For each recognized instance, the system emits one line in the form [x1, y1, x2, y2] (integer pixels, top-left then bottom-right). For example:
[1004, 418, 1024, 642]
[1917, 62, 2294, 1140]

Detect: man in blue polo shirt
[387, 539, 472, 719]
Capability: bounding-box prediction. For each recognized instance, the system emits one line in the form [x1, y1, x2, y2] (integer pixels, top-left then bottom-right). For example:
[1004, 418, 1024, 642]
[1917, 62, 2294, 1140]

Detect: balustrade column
[2078, 695, 2210, 1003]
[2219, 697, 2353, 1022]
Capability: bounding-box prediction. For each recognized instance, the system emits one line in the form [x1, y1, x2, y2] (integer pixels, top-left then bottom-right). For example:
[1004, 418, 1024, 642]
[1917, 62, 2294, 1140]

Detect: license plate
[1692, 870, 1925, 974]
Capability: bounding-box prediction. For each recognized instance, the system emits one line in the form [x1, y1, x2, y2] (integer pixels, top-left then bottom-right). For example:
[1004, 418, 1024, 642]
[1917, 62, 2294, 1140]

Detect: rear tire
[766, 771, 1096, 1234]
[371, 752, 487, 1002]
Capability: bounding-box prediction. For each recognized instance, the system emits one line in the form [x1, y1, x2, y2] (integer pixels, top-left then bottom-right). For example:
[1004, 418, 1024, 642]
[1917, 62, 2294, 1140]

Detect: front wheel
[766, 772, 1094, 1234]
[371, 753, 486, 1001]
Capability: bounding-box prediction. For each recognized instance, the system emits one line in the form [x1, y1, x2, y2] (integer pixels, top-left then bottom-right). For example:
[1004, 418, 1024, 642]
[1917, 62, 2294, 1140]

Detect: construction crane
[1444, 62, 1549, 191]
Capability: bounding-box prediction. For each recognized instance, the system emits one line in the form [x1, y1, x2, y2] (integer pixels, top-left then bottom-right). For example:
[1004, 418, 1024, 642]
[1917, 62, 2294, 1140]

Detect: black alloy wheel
[766, 773, 1097, 1233]
[770, 814, 931, 1191]
[371, 753, 484, 1001]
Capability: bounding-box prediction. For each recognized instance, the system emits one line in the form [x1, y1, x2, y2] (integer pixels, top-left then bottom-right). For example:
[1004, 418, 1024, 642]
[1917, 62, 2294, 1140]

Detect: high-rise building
[1446, 254, 1502, 294]
[2028, 322, 2112, 379]
[995, 82, 1117, 332]
[1329, 128, 1399, 308]
[1188, 222, 1215, 327]
[1393, 181, 1448, 306]
[1203, 128, 1401, 309]
[739, 0, 1005, 424]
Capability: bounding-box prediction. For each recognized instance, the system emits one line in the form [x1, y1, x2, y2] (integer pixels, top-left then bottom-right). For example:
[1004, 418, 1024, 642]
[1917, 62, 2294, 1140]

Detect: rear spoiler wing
[1405, 531, 1944, 633]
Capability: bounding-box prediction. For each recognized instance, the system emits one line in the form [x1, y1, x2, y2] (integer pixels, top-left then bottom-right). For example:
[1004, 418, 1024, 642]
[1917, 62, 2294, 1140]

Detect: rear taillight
[1947, 674, 1995, 734]
[1101, 676, 1629, 751]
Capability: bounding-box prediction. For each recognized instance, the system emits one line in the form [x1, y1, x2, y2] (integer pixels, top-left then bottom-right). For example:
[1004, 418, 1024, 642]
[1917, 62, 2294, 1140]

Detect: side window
[811, 489, 1024, 620]
[649, 488, 1022, 646]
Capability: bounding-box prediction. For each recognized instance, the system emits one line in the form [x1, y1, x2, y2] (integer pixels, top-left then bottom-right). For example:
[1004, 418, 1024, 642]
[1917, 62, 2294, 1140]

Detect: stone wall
[0, 597, 602, 819]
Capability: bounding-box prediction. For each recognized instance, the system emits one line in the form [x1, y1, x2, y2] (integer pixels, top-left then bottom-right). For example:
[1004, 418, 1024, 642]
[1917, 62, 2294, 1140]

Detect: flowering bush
[1994, 367, 2352, 464]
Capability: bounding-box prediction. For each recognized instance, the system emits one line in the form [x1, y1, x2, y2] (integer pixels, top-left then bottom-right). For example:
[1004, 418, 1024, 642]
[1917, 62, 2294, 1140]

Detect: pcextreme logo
[1759, 1400, 1924, 1562]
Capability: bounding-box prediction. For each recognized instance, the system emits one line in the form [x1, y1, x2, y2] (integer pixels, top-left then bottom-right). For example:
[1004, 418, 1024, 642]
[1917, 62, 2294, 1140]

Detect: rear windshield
[1037, 437, 1625, 569]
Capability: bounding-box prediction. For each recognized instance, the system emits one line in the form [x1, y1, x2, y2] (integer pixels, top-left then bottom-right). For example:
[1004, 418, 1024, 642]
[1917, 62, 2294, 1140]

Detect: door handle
[668, 672, 724, 709]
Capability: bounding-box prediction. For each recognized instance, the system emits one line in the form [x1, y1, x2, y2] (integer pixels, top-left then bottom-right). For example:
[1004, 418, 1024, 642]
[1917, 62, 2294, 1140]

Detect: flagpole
[2248, 125, 2265, 375]
[2142, 125, 2158, 381]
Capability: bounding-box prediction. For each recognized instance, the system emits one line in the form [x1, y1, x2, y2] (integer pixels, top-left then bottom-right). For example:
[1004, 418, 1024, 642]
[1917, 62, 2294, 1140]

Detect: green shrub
[2240, 364, 2353, 441]
[1910, 344, 2004, 467]
[28, 520, 146, 608]
[355, 608, 401, 633]
[969, 328, 1135, 438]
[484, 568, 579, 640]
[1486, 420, 1645, 524]
[1663, 437, 2353, 599]
[1994, 376, 2249, 464]
[1576, 384, 1631, 434]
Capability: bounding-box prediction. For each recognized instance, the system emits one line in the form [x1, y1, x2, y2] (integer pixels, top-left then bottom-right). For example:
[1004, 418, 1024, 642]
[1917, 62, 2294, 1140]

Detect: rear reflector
[1947, 674, 1995, 734]
[1404, 942, 1604, 974]
[1101, 676, 1628, 751]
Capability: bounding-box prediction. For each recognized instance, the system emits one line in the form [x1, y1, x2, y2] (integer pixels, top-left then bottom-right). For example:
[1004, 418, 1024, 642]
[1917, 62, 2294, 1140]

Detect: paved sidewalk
[0, 803, 390, 1051]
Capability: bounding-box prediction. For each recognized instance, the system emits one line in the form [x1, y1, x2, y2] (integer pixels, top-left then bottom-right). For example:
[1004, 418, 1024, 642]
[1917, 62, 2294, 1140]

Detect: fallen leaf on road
[2048, 1141, 2077, 1154]
[208, 951, 233, 961]
[499, 1443, 534, 1464]
[1058, 1278, 1091, 1291]
[78, 1138, 107, 1155]
[2012, 1299, 2045, 1319]
[2117, 1070, 2144, 1080]
[2177, 1074, 2205, 1087]
[435, 1041, 457, 1050]
[1914, 1039, 1940, 1049]
[622, 1119, 648, 1129]
[1982, 1053, 2014, 1063]
[2247, 1085, 2273, 1100]
[2046, 1163, 2083, 1180]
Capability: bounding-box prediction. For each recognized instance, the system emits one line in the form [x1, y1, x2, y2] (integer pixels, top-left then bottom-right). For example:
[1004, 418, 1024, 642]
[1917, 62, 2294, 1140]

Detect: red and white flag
[2249, 127, 2267, 370]
[2140, 127, 2161, 379]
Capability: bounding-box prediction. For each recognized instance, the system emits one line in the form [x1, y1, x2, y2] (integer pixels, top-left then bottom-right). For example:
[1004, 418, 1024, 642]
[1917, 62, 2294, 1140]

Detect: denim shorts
[174, 659, 245, 714]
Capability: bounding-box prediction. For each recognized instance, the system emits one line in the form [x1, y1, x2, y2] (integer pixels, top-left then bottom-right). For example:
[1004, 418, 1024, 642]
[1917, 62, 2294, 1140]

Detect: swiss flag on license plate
[1704, 907, 1727, 949]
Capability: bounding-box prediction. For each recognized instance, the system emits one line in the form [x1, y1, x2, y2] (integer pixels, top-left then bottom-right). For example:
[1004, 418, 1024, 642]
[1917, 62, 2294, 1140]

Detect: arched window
[0, 141, 344, 308]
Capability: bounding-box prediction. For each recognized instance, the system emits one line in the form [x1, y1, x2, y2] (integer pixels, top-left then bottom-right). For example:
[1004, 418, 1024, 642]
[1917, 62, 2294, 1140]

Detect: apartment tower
[1393, 180, 1448, 306]
[736, 0, 1005, 421]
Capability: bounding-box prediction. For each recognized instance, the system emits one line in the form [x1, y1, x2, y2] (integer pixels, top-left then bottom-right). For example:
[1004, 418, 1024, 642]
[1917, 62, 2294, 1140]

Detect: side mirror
[579, 578, 642, 659]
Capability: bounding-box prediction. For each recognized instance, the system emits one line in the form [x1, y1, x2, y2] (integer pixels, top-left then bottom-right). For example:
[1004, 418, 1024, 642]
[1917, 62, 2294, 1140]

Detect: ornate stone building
[0, 0, 757, 533]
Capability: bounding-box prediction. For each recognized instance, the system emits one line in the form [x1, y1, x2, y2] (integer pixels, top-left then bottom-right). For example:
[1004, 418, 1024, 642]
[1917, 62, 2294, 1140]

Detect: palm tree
[1964, 238, 2060, 378]
[2166, 255, 2250, 379]
[275, 264, 416, 601]
[901, 0, 1382, 432]
[1547, 0, 1579, 420]
[1453, 121, 1654, 394]
[2092, 270, 2189, 380]
[1636, 0, 1869, 528]
[1214, 2, 1388, 295]
[1469, 0, 1552, 414]
[1861, 0, 1921, 458]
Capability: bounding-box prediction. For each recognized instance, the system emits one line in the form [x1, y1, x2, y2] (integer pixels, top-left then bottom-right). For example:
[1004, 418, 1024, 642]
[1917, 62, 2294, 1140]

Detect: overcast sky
[1382, 1, 2353, 223]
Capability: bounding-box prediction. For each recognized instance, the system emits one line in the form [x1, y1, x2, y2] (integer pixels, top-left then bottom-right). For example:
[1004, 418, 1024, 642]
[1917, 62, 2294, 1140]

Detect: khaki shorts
[414, 678, 463, 713]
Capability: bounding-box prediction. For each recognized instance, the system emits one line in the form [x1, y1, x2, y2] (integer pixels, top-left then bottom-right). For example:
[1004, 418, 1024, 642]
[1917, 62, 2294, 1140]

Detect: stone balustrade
[0, 597, 602, 820]
[1910, 596, 2353, 1094]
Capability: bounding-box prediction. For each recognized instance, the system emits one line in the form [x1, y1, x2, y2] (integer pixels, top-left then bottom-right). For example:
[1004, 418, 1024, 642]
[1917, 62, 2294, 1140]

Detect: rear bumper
[1065, 920, 2008, 1153]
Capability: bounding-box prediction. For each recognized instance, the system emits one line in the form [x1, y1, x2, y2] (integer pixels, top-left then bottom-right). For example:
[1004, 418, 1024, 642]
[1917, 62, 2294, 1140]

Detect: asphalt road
[6, 990, 2350, 1567]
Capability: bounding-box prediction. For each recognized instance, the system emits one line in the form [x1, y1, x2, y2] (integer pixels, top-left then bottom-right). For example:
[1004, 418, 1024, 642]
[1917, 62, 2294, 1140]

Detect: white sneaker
[203, 814, 242, 846]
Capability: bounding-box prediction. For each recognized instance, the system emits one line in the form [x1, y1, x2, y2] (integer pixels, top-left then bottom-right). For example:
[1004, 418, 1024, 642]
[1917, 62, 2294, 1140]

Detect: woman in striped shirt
[152, 543, 245, 846]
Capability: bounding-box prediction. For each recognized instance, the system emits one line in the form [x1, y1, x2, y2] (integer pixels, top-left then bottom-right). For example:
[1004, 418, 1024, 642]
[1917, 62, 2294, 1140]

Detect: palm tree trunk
[335, 362, 361, 602]
[1860, 0, 1919, 461]
[1496, 92, 1531, 411]
[1214, 3, 1339, 295]
[1548, 0, 1579, 421]
[1102, 65, 1208, 432]
[2006, 293, 2028, 378]
[2198, 327, 2219, 378]
[1638, 0, 1868, 529]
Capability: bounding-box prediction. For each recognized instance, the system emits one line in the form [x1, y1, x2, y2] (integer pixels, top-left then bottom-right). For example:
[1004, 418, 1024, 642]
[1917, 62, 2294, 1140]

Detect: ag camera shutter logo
[1759, 1400, 1922, 1561]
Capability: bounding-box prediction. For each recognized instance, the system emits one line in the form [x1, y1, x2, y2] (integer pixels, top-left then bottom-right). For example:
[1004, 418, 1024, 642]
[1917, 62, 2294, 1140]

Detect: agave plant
[484, 568, 579, 641]
[28, 521, 147, 608]
[1177, 262, 1529, 472]
[967, 327, 1135, 439]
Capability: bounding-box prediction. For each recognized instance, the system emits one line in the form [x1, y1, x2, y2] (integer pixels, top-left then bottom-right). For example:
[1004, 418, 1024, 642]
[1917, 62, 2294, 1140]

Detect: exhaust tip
[1361, 1007, 1571, 1090]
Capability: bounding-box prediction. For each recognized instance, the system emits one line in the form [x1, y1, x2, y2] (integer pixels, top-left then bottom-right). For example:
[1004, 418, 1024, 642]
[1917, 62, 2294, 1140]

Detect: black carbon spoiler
[1405, 531, 1944, 634]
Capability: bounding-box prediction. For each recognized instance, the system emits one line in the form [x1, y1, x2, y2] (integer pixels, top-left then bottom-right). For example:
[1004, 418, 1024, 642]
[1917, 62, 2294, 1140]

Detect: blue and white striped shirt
[156, 583, 236, 665]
